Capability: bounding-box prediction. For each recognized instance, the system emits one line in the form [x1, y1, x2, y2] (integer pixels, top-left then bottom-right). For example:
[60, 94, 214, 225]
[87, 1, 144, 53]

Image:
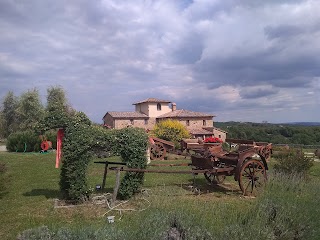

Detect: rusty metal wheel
[150, 142, 166, 160]
[204, 172, 226, 185]
[239, 159, 267, 196]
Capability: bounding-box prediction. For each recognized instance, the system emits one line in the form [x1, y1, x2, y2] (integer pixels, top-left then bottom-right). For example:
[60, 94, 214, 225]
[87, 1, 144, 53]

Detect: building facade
[102, 98, 227, 141]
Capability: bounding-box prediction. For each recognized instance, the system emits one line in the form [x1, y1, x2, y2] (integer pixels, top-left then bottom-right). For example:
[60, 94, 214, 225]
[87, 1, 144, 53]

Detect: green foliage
[43, 86, 73, 130]
[114, 127, 148, 199]
[6, 130, 42, 152]
[16, 89, 44, 131]
[215, 121, 320, 145]
[59, 112, 95, 202]
[0, 91, 19, 137]
[152, 119, 190, 147]
[58, 112, 148, 202]
[274, 149, 314, 175]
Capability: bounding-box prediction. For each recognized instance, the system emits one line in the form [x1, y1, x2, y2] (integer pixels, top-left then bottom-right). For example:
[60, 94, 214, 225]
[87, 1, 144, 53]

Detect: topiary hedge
[52, 111, 148, 202]
[113, 127, 148, 199]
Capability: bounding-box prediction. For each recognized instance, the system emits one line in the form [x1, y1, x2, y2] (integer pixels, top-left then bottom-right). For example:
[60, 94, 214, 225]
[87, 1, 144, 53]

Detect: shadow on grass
[180, 177, 241, 196]
[23, 189, 61, 199]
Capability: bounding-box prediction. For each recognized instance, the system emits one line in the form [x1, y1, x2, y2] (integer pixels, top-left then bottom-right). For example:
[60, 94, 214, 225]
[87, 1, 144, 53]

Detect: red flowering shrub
[203, 137, 223, 143]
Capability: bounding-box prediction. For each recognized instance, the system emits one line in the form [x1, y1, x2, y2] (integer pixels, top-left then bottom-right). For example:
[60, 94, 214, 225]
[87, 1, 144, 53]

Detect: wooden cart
[191, 138, 272, 196]
[149, 137, 175, 160]
[101, 138, 272, 198]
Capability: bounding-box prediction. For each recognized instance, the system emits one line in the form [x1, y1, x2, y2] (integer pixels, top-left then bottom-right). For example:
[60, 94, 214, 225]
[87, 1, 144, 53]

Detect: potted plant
[203, 137, 223, 144]
[203, 137, 223, 154]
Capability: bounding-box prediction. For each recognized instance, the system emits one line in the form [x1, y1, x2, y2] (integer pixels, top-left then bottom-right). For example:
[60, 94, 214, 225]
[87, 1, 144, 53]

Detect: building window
[186, 120, 190, 126]
[144, 119, 148, 125]
[130, 119, 134, 125]
[203, 120, 206, 126]
[157, 103, 161, 111]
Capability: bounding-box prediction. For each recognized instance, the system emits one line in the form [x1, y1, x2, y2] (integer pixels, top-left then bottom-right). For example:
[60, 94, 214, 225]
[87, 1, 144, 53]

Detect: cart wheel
[150, 142, 166, 160]
[239, 159, 267, 196]
[204, 173, 226, 185]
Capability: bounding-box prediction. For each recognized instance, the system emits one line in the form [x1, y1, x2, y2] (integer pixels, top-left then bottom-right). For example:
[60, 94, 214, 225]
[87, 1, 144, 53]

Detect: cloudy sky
[0, 0, 319, 123]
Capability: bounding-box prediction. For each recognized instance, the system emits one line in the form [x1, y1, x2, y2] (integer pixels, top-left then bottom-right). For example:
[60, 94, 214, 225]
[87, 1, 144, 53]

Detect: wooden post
[111, 168, 121, 207]
[101, 162, 109, 190]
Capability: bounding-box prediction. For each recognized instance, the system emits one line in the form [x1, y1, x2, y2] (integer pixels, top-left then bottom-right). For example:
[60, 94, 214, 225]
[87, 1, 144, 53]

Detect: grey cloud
[240, 88, 278, 99]
[194, 49, 320, 89]
[264, 25, 305, 40]
[171, 33, 203, 64]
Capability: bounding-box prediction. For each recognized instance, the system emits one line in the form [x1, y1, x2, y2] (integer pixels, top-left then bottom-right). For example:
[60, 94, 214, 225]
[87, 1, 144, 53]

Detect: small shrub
[273, 149, 313, 175]
[152, 119, 190, 147]
[6, 130, 41, 152]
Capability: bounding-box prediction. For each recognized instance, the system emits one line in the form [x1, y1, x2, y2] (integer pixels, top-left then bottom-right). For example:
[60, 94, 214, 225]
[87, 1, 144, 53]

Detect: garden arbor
[45, 112, 148, 202]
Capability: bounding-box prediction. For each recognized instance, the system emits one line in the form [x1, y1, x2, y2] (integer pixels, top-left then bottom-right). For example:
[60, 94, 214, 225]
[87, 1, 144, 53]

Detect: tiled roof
[189, 128, 213, 135]
[133, 98, 171, 105]
[106, 111, 149, 119]
[157, 109, 214, 118]
[213, 126, 228, 133]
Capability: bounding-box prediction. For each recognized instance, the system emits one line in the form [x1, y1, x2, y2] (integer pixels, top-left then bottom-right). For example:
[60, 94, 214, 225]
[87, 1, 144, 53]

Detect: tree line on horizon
[0, 87, 72, 139]
[215, 121, 320, 145]
[1, 88, 319, 146]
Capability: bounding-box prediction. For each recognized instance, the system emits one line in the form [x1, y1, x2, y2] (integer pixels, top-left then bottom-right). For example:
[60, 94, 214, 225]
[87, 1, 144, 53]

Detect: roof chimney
[171, 103, 176, 111]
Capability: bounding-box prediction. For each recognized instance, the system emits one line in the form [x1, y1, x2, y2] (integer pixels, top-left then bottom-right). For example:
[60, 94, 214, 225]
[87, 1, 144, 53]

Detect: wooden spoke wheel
[239, 159, 267, 196]
[150, 142, 166, 160]
[204, 172, 226, 185]
[259, 146, 271, 161]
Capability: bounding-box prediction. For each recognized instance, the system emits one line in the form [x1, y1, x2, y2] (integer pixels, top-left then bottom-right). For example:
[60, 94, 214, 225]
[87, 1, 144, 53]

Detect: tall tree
[45, 86, 71, 129]
[16, 89, 44, 131]
[1, 91, 19, 137]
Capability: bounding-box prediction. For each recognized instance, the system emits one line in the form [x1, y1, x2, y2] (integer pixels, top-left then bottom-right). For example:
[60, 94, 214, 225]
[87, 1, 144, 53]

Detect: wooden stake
[111, 168, 121, 207]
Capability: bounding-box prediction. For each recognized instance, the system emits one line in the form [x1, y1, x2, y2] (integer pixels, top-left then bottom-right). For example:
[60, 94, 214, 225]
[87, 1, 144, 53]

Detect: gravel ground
[0, 145, 7, 151]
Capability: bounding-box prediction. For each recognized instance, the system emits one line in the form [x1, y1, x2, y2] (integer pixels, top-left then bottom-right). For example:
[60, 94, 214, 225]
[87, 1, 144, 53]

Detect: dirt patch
[0, 146, 7, 151]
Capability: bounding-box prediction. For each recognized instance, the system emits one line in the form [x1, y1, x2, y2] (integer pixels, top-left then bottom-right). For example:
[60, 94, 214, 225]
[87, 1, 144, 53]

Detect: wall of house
[103, 114, 115, 128]
[172, 118, 213, 130]
[135, 103, 149, 116]
[213, 128, 227, 142]
[136, 102, 171, 118]
[114, 118, 156, 129]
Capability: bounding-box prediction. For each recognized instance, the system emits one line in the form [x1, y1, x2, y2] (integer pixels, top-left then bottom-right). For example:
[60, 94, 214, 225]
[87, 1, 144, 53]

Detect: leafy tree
[0, 91, 19, 137]
[16, 89, 44, 131]
[43, 86, 72, 129]
[152, 119, 191, 146]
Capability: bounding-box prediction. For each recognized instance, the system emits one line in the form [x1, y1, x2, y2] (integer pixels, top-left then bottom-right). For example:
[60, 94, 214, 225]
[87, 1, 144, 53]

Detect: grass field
[0, 151, 320, 239]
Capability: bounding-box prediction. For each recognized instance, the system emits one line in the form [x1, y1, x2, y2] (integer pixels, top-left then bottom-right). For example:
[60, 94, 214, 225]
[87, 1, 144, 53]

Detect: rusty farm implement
[96, 138, 272, 198]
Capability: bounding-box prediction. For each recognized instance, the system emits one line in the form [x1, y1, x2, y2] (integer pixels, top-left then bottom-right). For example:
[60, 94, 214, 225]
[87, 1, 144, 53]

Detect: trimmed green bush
[58, 111, 148, 202]
[114, 127, 148, 199]
[6, 130, 41, 152]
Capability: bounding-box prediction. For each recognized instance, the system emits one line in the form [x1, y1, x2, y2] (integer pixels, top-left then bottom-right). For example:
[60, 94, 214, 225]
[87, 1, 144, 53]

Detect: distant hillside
[214, 121, 320, 145]
[281, 122, 320, 126]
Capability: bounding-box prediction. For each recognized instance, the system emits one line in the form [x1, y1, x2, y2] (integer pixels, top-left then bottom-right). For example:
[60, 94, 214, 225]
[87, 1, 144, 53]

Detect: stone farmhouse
[102, 98, 227, 141]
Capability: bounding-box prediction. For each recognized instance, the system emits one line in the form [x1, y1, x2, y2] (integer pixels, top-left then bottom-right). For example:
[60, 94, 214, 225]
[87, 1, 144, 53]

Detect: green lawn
[1, 152, 320, 239]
